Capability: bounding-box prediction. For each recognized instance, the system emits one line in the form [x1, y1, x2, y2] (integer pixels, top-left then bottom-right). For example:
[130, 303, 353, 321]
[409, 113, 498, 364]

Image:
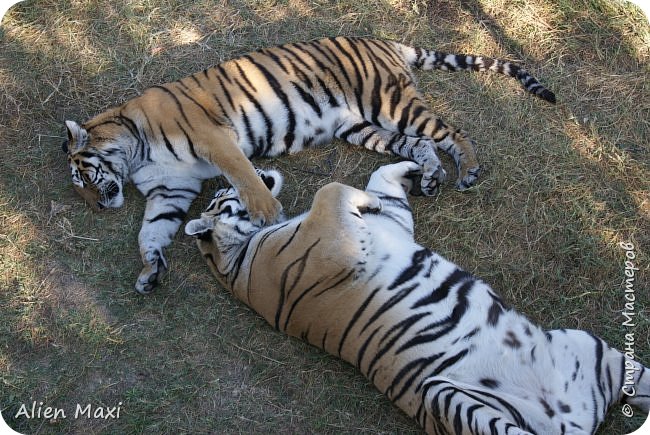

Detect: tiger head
[184, 168, 284, 277]
[62, 116, 133, 211]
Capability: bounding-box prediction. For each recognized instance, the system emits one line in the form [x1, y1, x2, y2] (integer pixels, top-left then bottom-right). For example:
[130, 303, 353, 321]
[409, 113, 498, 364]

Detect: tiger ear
[184, 218, 214, 237]
[64, 120, 88, 154]
[258, 169, 283, 197]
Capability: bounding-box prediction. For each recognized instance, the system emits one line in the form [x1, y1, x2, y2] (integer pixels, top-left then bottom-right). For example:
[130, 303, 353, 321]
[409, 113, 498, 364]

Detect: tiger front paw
[240, 187, 283, 225]
[356, 191, 382, 214]
[135, 250, 168, 294]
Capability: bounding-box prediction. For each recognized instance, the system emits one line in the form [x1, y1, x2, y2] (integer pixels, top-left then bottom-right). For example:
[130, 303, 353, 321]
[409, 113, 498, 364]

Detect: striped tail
[402, 45, 556, 104]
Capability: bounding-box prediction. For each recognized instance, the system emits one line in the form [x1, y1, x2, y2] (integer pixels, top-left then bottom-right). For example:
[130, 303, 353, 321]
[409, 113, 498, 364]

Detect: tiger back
[185, 162, 649, 434]
[62, 36, 555, 294]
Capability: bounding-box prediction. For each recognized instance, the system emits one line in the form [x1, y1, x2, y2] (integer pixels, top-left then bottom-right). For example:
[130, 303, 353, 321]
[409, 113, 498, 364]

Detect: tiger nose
[96, 202, 105, 210]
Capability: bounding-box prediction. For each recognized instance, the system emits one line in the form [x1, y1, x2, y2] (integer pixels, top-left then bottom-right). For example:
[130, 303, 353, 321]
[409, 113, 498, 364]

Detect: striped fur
[186, 162, 649, 434]
[62, 36, 555, 293]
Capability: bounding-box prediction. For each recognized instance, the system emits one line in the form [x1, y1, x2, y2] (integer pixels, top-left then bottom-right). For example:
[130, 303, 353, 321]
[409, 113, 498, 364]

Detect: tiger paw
[240, 188, 283, 225]
[420, 162, 447, 196]
[135, 250, 168, 294]
[456, 166, 481, 191]
[356, 192, 382, 214]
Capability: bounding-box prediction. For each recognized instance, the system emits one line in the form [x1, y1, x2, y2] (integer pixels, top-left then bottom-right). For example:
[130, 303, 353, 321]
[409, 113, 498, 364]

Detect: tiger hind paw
[456, 166, 481, 191]
[421, 163, 447, 196]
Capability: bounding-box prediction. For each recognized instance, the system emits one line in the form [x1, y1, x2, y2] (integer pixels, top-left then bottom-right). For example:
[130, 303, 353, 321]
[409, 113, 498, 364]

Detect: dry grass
[1, 0, 649, 433]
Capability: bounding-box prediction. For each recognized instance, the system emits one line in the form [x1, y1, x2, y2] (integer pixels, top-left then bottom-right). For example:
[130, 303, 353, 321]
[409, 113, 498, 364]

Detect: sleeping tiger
[62, 36, 555, 294]
[185, 162, 649, 434]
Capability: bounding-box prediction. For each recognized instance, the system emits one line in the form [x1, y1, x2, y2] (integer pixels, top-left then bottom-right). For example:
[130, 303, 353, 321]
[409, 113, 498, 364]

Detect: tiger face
[185, 169, 284, 241]
[63, 119, 129, 211]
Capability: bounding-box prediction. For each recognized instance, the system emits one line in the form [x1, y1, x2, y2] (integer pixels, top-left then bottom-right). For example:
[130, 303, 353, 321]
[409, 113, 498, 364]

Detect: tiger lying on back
[185, 162, 649, 434]
[63, 36, 555, 294]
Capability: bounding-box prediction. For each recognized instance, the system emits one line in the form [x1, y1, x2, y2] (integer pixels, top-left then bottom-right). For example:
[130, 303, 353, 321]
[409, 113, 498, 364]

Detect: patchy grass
[1, 0, 649, 433]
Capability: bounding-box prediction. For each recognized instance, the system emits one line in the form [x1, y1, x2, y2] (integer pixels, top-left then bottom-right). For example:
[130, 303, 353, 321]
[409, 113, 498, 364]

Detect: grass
[1, 0, 649, 433]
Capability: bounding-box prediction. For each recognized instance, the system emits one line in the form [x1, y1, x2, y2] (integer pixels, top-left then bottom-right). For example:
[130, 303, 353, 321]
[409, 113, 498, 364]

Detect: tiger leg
[135, 182, 199, 294]
[366, 160, 423, 198]
[420, 377, 535, 435]
[193, 129, 282, 224]
[364, 161, 421, 238]
[391, 102, 481, 191]
[335, 116, 446, 196]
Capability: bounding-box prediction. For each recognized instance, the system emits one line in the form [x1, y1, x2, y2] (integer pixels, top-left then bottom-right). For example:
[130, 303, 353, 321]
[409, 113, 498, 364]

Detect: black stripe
[388, 248, 431, 290]
[278, 45, 314, 74]
[360, 283, 418, 335]
[292, 82, 322, 117]
[160, 127, 181, 161]
[337, 286, 382, 357]
[317, 76, 340, 108]
[151, 85, 192, 126]
[148, 205, 187, 223]
[281, 278, 324, 331]
[356, 326, 380, 369]
[336, 121, 372, 141]
[143, 184, 200, 199]
[344, 37, 369, 78]
[397, 280, 474, 354]
[417, 279, 475, 333]
[329, 37, 365, 115]
[214, 73, 236, 111]
[370, 64, 383, 125]
[466, 403, 484, 429]
[388, 80, 403, 119]
[455, 55, 467, 70]
[318, 40, 355, 92]
[141, 113, 156, 161]
[176, 87, 224, 127]
[313, 268, 355, 297]
[281, 47, 334, 106]
[453, 403, 463, 435]
[397, 98, 416, 133]
[274, 239, 320, 330]
[282, 267, 353, 332]
[243, 223, 292, 301]
[367, 39, 404, 69]
[260, 48, 291, 75]
[234, 61, 257, 92]
[359, 130, 376, 149]
[244, 55, 296, 150]
[276, 222, 301, 256]
[298, 42, 350, 107]
[176, 78, 191, 91]
[487, 300, 504, 326]
[232, 75, 274, 155]
[307, 40, 338, 71]
[367, 312, 430, 380]
[387, 353, 443, 402]
[489, 417, 499, 435]
[358, 38, 395, 74]
[429, 118, 446, 141]
[176, 121, 199, 159]
[239, 107, 256, 155]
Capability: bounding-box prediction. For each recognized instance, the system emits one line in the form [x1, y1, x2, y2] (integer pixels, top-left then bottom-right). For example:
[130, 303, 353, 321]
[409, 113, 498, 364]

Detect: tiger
[62, 36, 556, 294]
[184, 162, 649, 434]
